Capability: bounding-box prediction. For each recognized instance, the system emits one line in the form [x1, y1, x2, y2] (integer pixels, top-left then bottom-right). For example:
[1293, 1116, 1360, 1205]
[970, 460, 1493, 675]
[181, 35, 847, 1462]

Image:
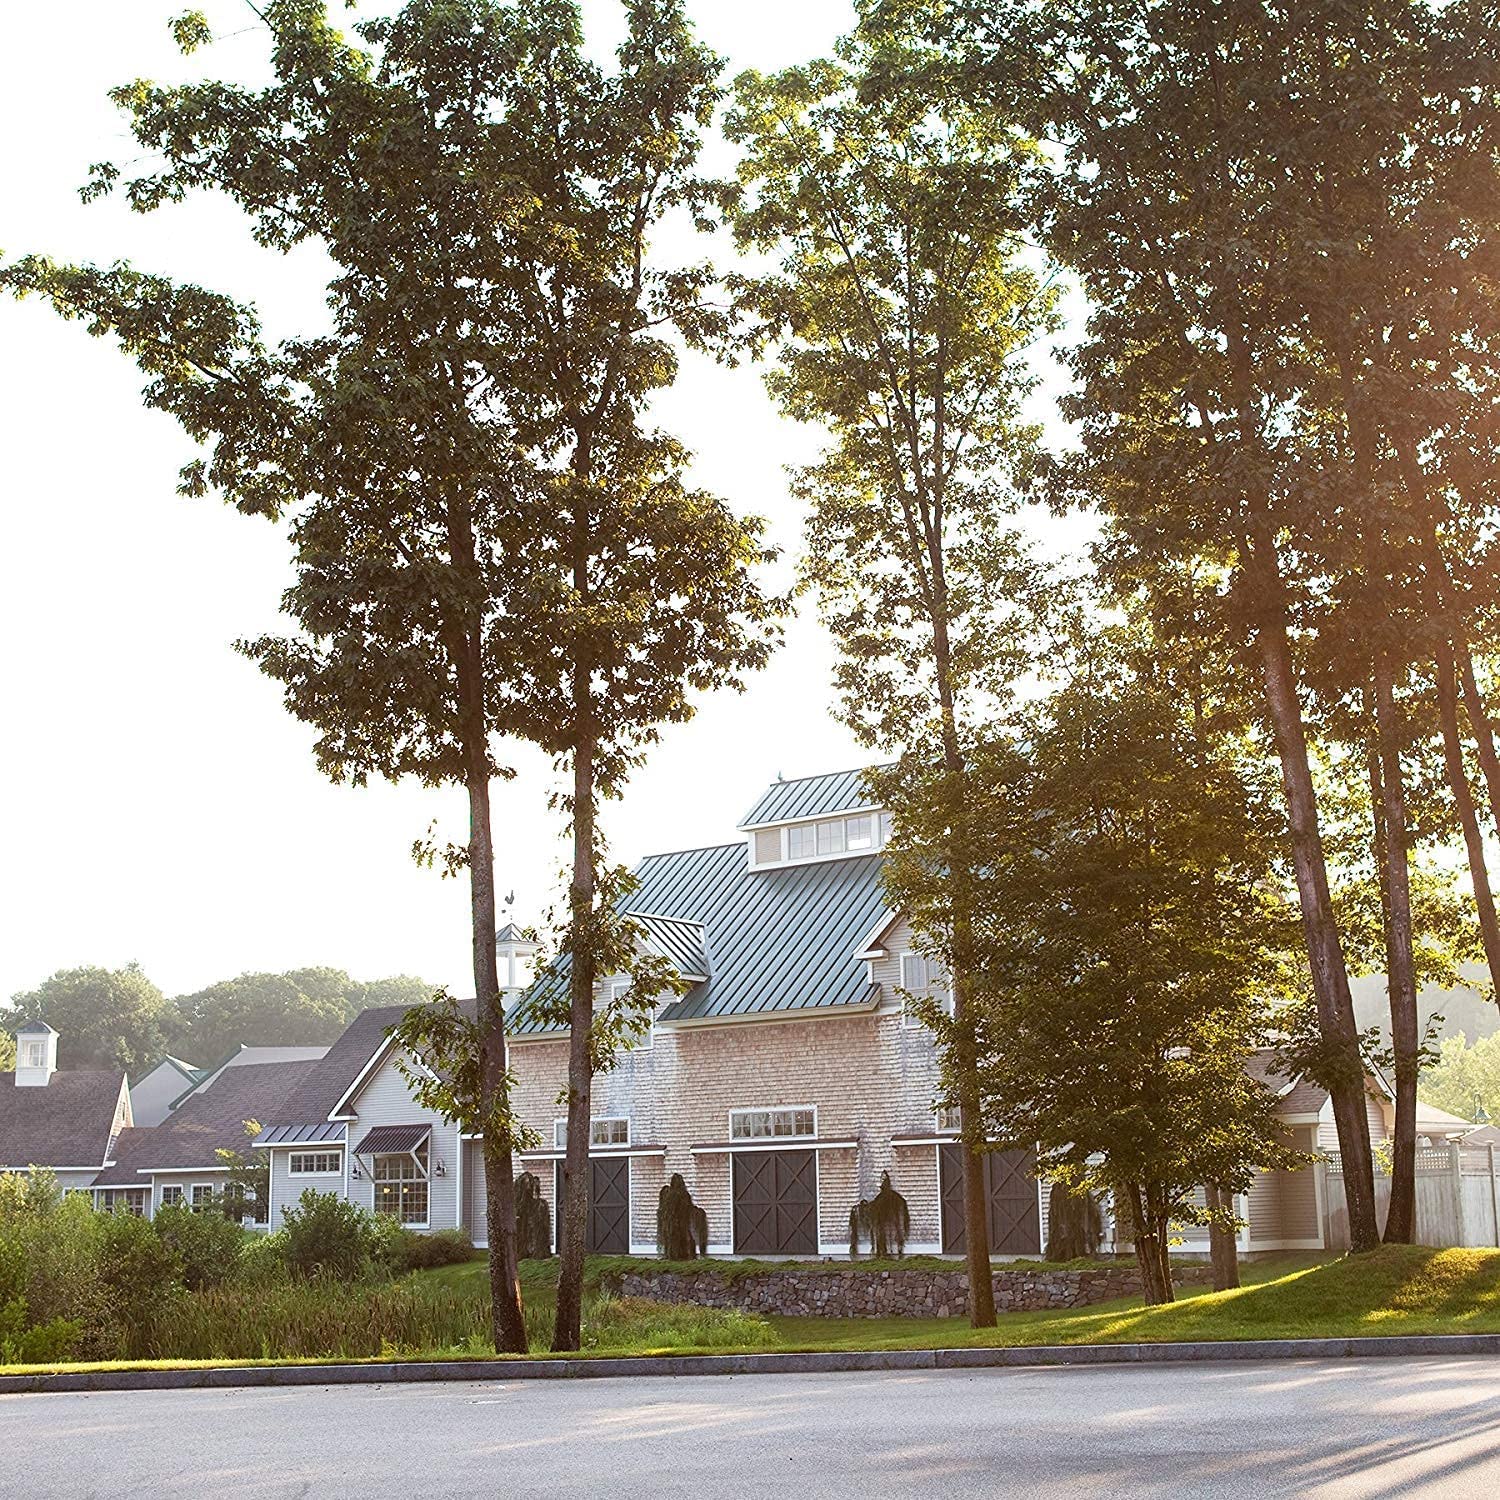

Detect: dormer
[739, 768, 892, 870]
[14, 1022, 58, 1087]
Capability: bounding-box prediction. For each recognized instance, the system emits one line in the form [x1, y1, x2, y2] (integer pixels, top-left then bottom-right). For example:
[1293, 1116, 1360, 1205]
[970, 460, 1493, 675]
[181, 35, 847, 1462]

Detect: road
[5, 1357, 1500, 1498]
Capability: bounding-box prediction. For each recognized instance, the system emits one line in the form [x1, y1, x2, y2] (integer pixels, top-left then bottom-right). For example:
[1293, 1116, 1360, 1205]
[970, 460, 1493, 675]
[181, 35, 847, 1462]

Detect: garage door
[939, 1144, 1040, 1256]
[555, 1156, 630, 1255]
[732, 1149, 817, 1255]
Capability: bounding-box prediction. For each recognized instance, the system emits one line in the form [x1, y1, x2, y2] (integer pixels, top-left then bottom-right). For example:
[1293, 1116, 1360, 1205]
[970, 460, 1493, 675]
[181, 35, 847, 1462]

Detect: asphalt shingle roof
[263, 1006, 409, 1127]
[0, 1072, 124, 1169]
[95, 1058, 322, 1183]
[514, 841, 889, 1031]
[738, 768, 884, 829]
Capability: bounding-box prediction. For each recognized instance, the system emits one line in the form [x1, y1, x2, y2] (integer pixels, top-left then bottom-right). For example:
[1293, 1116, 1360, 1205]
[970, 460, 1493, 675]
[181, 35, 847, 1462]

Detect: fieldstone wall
[607, 1262, 1213, 1319]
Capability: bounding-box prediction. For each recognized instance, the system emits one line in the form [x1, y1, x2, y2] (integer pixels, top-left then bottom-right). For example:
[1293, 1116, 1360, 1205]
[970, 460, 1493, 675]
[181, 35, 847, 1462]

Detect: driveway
[6, 1356, 1500, 1498]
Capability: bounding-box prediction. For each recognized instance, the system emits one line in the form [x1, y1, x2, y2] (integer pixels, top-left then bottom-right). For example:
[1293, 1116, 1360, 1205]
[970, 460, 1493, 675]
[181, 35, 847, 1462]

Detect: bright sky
[0, 1, 1081, 1004]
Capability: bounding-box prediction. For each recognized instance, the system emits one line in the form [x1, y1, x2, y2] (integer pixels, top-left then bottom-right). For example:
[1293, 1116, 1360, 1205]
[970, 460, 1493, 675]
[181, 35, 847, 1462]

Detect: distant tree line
[4, 965, 435, 1073]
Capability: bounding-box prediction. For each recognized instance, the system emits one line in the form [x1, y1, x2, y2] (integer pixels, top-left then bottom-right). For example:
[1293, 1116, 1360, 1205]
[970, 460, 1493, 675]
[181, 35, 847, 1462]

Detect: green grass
[5, 1245, 1498, 1376]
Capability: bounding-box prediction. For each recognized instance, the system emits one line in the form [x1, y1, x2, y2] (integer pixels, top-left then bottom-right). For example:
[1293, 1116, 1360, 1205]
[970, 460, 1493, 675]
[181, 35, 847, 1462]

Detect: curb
[3, 1333, 1498, 1395]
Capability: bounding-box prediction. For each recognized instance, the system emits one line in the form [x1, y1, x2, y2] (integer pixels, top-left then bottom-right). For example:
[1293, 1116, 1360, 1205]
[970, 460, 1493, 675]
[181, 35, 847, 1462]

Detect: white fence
[1325, 1143, 1500, 1251]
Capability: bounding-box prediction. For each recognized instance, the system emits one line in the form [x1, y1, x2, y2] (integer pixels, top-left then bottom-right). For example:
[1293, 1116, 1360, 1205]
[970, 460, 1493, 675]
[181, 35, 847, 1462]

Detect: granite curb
[3, 1333, 1498, 1395]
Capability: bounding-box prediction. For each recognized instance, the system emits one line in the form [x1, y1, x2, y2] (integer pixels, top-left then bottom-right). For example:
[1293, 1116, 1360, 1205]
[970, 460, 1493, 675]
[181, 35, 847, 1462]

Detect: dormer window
[21, 1042, 43, 1068]
[753, 812, 888, 868]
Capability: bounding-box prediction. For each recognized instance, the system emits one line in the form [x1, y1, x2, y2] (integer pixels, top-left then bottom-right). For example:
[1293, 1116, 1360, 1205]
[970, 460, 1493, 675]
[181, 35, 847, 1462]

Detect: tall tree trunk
[1205, 1183, 1240, 1292]
[467, 738, 527, 1353]
[1127, 1184, 1174, 1305]
[1437, 647, 1500, 993]
[1223, 320, 1379, 1251]
[1333, 341, 1418, 1244]
[1457, 647, 1500, 837]
[553, 733, 597, 1353]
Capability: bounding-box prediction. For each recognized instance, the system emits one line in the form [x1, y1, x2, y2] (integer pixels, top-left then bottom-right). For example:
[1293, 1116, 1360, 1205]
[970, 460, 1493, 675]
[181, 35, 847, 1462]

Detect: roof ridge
[753, 763, 889, 788]
[636, 841, 744, 860]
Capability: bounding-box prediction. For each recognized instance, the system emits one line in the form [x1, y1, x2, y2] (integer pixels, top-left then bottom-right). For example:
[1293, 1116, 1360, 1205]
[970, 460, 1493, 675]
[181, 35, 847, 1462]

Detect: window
[289, 1151, 343, 1176]
[223, 1180, 266, 1226]
[788, 823, 817, 860]
[160, 1184, 185, 1207]
[845, 814, 874, 850]
[372, 1145, 429, 1226]
[191, 1184, 216, 1210]
[900, 952, 952, 1024]
[99, 1187, 148, 1217]
[21, 1041, 43, 1068]
[554, 1118, 631, 1149]
[730, 1106, 816, 1141]
[816, 819, 846, 856]
[935, 1105, 961, 1134]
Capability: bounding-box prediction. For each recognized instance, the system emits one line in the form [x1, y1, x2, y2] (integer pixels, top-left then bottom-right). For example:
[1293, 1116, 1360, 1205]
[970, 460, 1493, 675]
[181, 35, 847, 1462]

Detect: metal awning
[353, 1124, 430, 1156]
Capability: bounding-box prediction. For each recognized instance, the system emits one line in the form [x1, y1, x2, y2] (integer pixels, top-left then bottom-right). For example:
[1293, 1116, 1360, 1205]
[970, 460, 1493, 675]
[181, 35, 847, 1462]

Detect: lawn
[5, 1245, 1498, 1375]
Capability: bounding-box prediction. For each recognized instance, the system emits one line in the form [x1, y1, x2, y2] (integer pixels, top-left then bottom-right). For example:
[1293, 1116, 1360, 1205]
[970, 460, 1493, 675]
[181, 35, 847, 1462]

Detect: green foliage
[150, 1204, 244, 1292]
[515, 1173, 552, 1261]
[7, 964, 166, 1070]
[96, 1207, 183, 1334]
[381, 1226, 476, 1275]
[279, 1191, 379, 1281]
[1421, 1033, 1500, 1126]
[1045, 1182, 1104, 1263]
[656, 1173, 708, 1261]
[849, 1172, 911, 1260]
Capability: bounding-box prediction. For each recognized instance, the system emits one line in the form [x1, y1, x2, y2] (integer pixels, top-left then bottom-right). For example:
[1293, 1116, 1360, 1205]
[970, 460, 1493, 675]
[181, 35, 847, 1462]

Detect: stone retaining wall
[607, 1263, 1213, 1319]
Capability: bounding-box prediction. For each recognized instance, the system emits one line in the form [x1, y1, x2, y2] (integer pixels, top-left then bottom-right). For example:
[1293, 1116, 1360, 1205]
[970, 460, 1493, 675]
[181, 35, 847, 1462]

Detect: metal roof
[255, 1122, 349, 1148]
[738, 767, 886, 829]
[636, 913, 709, 978]
[353, 1123, 430, 1155]
[512, 840, 889, 1031]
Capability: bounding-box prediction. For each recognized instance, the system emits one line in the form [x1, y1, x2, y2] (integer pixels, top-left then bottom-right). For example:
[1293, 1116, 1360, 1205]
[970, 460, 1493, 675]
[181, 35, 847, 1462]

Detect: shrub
[0, 1236, 82, 1365]
[236, 1229, 291, 1286]
[657, 1173, 708, 1260]
[849, 1172, 910, 1259]
[97, 1205, 183, 1336]
[384, 1226, 475, 1274]
[1045, 1181, 1104, 1261]
[516, 1172, 552, 1259]
[152, 1204, 245, 1291]
[280, 1190, 378, 1280]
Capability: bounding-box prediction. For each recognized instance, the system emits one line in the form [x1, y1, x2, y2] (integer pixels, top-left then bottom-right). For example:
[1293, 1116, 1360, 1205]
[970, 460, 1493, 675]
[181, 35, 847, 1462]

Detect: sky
[0, 0, 1082, 1005]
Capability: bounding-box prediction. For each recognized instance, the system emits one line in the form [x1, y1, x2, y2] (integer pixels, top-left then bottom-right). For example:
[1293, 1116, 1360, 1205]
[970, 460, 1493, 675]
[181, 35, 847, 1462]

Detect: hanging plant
[1044, 1180, 1103, 1261]
[849, 1171, 911, 1259]
[515, 1171, 553, 1260]
[657, 1172, 709, 1260]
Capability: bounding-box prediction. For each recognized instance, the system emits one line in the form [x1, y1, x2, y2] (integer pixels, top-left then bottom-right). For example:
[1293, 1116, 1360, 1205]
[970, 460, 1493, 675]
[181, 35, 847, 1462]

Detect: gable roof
[130, 1055, 202, 1091]
[738, 767, 884, 830]
[514, 841, 887, 1032]
[94, 1058, 320, 1184]
[0, 1071, 125, 1169]
[262, 1006, 410, 1128]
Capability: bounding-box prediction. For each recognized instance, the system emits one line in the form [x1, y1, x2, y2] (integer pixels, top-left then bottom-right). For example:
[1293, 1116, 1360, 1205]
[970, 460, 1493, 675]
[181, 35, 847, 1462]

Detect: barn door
[732, 1150, 818, 1255]
[939, 1144, 1041, 1256]
[555, 1156, 630, 1255]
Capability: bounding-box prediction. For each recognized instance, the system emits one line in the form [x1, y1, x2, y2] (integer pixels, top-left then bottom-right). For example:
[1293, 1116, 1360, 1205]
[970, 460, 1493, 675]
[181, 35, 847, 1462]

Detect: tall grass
[132, 1279, 775, 1361]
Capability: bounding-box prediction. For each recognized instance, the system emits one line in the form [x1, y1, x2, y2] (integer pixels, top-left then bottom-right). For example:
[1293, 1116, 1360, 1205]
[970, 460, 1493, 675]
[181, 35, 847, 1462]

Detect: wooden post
[1489, 1143, 1499, 1249]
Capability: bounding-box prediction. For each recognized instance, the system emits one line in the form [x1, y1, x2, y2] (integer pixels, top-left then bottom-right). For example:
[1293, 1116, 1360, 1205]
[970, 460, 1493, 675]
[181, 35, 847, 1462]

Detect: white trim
[736, 802, 883, 833]
[729, 1104, 817, 1142]
[691, 1138, 857, 1156]
[287, 1150, 344, 1177]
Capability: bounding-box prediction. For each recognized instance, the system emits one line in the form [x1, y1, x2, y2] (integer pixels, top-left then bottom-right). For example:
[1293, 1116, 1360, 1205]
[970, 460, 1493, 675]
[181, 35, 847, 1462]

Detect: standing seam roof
[738, 767, 887, 829]
[512, 841, 889, 1031]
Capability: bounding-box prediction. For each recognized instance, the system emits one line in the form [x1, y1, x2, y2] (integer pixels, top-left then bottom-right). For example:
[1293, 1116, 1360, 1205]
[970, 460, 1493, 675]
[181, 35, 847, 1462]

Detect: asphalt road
[6, 1357, 1500, 1498]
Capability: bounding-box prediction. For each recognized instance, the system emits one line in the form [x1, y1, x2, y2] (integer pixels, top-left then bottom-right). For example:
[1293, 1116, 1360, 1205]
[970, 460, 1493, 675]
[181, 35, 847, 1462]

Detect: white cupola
[495, 923, 539, 997]
[14, 1022, 58, 1087]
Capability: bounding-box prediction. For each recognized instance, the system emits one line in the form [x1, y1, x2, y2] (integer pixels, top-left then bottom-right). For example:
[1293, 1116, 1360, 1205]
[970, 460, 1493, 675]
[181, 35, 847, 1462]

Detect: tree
[1419, 1033, 1500, 1126]
[656, 1172, 708, 1261]
[1044, 1182, 1102, 1263]
[165, 968, 435, 1062]
[7, 965, 165, 1071]
[934, 0, 1385, 1250]
[974, 638, 1305, 1303]
[848, 1173, 911, 1259]
[727, 3, 1058, 1328]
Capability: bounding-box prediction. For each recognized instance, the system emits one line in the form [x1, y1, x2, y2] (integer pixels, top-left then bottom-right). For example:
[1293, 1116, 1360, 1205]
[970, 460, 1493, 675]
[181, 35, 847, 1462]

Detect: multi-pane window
[191, 1184, 216, 1210]
[935, 1105, 962, 1134]
[554, 1118, 630, 1148]
[730, 1106, 816, 1140]
[372, 1146, 429, 1226]
[160, 1184, 185, 1207]
[99, 1187, 148, 1216]
[21, 1041, 43, 1068]
[289, 1151, 342, 1176]
[900, 953, 953, 1023]
[781, 814, 883, 864]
